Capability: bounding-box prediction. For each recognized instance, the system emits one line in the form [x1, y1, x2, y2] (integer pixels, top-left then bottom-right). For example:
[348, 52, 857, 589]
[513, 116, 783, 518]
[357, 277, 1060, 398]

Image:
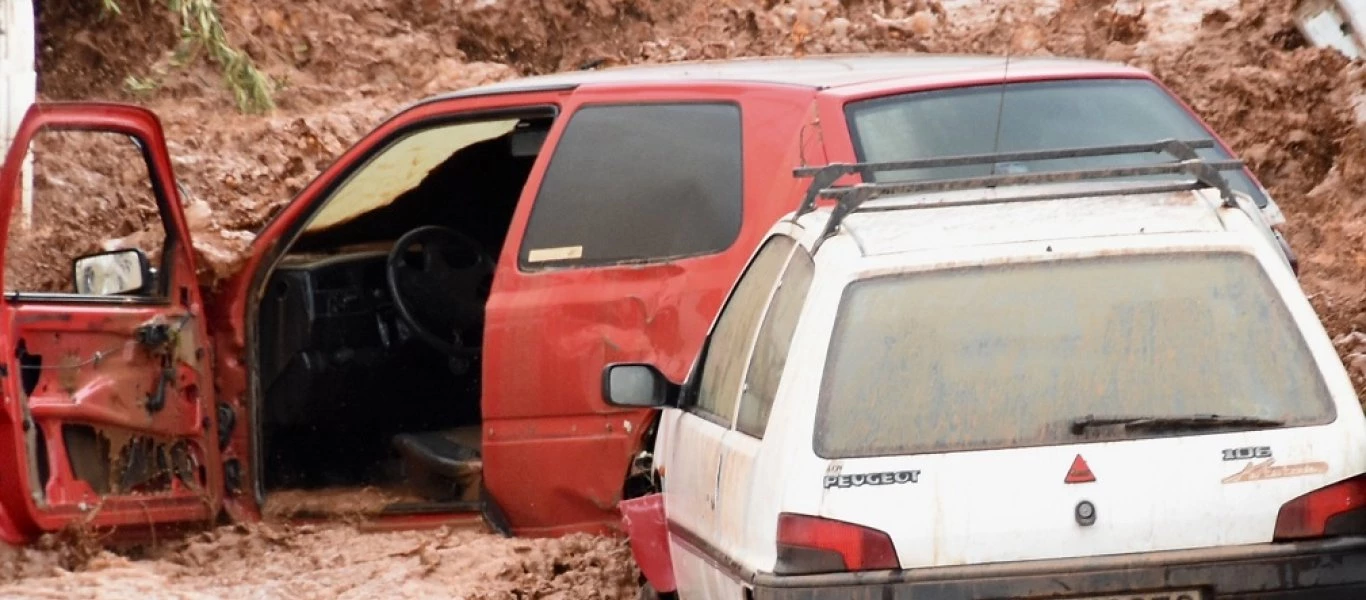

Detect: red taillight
[1273, 475, 1366, 540]
[775, 513, 898, 575]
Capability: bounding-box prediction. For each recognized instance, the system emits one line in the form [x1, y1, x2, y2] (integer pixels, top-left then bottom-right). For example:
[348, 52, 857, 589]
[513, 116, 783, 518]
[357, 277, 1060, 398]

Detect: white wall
[0, 0, 34, 227]
[1296, 0, 1366, 59]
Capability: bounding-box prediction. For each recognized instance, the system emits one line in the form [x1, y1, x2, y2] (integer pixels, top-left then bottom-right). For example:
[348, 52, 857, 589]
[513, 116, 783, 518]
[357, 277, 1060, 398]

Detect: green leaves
[103, 0, 275, 114]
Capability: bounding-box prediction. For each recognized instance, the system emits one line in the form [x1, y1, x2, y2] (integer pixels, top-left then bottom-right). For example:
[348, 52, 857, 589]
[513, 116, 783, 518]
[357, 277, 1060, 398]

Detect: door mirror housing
[603, 363, 679, 408]
[72, 248, 152, 296]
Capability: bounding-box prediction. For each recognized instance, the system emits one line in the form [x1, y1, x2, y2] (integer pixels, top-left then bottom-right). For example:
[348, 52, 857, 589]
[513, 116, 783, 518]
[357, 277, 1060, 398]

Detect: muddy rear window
[814, 252, 1334, 459]
[845, 79, 1269, 208]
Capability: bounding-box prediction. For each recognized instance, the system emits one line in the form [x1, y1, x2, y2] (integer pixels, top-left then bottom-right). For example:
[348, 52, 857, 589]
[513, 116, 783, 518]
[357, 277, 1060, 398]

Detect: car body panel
[0, 103, 220, 544]
[651, 187, 1366, 597]
[620, 493, 676, 592]
[771, 204, 1362, 568]
[425, 55, 1122, 101]
[658, 406, 733, 597]
[482, 83, 818, 535]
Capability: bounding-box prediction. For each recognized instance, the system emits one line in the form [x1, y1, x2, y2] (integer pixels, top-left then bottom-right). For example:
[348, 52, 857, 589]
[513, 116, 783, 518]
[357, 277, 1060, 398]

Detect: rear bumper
[751, 538, 1366, 600]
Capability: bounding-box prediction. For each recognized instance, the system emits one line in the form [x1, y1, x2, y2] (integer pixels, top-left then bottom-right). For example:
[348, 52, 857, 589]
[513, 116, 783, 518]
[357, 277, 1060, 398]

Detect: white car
[608, 142, 1366, 599]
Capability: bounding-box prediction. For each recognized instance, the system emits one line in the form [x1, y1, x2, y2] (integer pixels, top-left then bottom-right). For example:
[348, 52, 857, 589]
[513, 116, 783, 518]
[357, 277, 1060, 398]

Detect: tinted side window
[694, 236, 794, 424]
[737, 248, 814, 438]
[520, 103, 743, 268]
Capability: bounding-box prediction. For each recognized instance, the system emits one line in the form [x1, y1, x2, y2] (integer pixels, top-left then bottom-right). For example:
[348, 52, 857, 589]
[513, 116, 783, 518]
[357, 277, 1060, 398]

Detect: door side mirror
[603, 363, 679, 409]
[72, 248, 152, 296]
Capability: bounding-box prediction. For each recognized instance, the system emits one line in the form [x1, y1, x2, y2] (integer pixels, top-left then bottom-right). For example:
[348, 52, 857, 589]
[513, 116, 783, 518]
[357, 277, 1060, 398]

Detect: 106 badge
[1222, 446, 1271, 461]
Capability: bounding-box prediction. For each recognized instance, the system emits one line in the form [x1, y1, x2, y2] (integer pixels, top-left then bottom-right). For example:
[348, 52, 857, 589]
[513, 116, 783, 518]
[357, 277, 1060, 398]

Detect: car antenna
[988, 4, 1014, 177]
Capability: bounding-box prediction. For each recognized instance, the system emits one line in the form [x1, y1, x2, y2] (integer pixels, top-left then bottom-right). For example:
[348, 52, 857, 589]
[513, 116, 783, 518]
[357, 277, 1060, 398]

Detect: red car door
[0, 103, 220, 544]
[483, 84, 816, 535]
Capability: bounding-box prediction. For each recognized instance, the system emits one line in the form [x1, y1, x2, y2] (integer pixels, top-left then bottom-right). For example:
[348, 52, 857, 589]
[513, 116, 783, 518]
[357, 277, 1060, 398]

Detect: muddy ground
[0, 523, 638, 599]
[4, 0, 1366, 597]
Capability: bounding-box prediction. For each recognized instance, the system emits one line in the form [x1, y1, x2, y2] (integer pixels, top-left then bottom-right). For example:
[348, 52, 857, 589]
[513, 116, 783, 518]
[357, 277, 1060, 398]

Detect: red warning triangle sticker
[1064, 454, 1096, 484]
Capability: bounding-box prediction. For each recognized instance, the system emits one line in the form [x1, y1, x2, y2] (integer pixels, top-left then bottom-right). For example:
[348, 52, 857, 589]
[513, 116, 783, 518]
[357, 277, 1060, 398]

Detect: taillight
[1273, 474, 1366, 540]
[774, 513, 898, 575]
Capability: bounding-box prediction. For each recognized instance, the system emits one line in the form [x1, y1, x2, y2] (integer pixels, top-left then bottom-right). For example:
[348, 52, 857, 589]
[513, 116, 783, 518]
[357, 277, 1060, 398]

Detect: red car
[0, 55, 1287, 545]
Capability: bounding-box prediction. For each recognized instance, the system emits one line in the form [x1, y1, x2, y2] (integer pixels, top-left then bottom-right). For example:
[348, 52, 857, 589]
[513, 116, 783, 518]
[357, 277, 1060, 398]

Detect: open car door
[0, 103, 220, 545]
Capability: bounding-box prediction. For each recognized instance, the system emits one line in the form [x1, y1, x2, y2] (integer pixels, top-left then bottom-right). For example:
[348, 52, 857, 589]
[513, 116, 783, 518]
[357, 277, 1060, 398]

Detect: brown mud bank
[0, 523, 639, 599]
[31, 1, 1366, 385]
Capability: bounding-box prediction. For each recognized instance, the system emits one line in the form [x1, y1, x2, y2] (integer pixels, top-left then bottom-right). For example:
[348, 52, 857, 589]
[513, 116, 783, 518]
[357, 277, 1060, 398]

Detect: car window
[693, 235, 794, 425]
[519, 102, 743, 268]
[815, 252, 1335, 459]
[289, 110, 557, 252]
[4, 129, 169, 297]
[301, 119, 522, 233]
[736, 247, 814, 438]
[845, 79, 1268, 208]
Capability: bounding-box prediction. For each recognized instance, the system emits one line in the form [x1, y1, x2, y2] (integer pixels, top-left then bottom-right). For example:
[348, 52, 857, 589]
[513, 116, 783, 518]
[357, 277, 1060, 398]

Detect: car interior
[253, 112, 555, 515]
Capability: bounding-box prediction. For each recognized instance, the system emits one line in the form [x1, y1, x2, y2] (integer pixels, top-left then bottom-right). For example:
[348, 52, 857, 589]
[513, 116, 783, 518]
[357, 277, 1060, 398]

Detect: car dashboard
[257, 250, 404, 425]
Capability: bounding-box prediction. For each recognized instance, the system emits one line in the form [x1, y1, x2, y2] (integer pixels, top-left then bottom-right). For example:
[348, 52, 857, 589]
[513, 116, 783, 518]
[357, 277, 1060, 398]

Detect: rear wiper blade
[1069, 414, 1285, 435]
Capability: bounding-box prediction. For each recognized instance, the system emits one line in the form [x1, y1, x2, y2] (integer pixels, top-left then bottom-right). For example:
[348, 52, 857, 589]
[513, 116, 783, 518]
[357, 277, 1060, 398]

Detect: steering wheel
[386, 225, 494, 356]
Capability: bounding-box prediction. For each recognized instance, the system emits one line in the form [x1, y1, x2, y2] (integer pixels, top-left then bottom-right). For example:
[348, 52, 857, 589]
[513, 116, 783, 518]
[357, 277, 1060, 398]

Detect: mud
[6, 129, 163, 293]
[0, 523, 639, 599]
[30, 0, 1366, 332]
[9, 0, 1366, 596]
[32, 0, 1364, 384]
[260, 487, 425, 520]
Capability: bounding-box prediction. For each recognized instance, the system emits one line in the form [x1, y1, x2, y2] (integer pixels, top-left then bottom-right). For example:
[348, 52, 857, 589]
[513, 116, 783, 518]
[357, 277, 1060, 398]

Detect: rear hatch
[788, 250, 1362, 570]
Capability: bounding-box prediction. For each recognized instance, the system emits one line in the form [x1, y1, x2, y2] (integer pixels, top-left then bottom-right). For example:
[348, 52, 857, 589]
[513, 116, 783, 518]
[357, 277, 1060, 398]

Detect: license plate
[1065, 591, 1204, 600]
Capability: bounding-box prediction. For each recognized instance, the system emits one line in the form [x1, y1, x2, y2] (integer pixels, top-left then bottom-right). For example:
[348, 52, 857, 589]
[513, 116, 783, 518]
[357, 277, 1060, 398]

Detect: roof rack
[790, 139, 1251, 249]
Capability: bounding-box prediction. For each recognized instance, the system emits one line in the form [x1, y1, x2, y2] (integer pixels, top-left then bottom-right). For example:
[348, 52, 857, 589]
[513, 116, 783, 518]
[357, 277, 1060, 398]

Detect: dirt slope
[0, 523, 639, 599]
[6, 0, 1366, 597]
[31, 0, 1366, 379]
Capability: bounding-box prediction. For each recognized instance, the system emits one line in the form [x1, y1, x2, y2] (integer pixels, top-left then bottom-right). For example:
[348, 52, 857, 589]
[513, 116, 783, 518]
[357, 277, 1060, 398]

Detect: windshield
[301, 119, 521, 234]
[845, 79, 1268, 207]
[814, 252, 1334, 459]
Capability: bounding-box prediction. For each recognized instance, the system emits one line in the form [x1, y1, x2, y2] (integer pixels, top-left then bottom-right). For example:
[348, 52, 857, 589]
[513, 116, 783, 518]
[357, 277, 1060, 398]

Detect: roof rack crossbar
[824, 159, 1245, 204]
[793, 138, 1216, 178]
[806, 157, 1246, 252]
[792, 138, 1220, 219]
[852, 180, 1221, 214]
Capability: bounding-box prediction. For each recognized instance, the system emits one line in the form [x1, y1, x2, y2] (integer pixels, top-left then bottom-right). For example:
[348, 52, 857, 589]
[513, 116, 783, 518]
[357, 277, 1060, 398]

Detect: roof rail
[789, 139, 1250, 249]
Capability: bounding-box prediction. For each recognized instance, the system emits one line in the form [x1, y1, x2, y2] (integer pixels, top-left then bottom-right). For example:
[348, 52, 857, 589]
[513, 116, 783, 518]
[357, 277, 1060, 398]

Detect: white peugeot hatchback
[607, 141, 1366, 600]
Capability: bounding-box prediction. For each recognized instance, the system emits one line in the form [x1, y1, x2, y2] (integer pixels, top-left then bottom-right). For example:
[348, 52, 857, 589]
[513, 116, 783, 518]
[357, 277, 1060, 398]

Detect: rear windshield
[845, 79, 1268, 207]
[814, 253, 1334, 459]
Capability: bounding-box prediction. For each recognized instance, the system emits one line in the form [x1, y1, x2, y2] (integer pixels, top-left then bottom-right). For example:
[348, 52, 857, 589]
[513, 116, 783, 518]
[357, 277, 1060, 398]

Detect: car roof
[433, 54, 1139, 100]
[796, 184, 1235, 257]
